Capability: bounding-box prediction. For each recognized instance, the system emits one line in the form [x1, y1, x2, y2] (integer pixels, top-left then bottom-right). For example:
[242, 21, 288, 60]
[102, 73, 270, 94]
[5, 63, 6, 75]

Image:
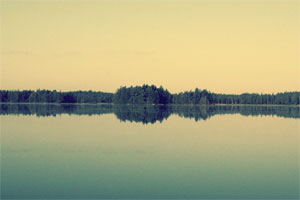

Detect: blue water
[1, 105, 299, 199]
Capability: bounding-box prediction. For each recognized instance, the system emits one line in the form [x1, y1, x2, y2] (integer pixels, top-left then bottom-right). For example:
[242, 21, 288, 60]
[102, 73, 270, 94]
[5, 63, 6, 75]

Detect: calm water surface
[1, 105, 299, 199]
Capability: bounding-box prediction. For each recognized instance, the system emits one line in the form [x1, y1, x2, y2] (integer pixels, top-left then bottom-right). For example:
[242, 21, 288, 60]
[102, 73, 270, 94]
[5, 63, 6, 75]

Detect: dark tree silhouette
[0, 85, 299, 105]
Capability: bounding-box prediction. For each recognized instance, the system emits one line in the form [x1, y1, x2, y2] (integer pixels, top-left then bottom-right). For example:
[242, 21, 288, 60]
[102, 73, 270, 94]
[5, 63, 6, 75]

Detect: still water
[1, 104, 299, 199]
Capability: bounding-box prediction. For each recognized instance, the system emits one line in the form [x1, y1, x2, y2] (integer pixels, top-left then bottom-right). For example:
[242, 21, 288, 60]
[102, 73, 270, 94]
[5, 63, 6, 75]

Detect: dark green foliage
[172, 88, 213, 104]
[0, 90, 113, 104]
[113, 85, 172, 104]
[0, 85, 299, 105]
[210, 92, 299, 105]
[61, 93, 76, 103]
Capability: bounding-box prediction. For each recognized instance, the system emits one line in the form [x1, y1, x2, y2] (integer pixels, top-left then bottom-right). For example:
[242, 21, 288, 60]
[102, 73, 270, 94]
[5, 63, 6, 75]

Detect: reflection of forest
[113, 105, 171, 124]
[0, 104, 299, 123]
[0, 104, 113, 117]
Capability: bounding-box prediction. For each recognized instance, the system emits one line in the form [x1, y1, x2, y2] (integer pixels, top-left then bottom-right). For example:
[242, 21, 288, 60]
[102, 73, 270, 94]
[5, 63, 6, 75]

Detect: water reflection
[114, 105, 172, 124]
[1, 104, 299, 199]
[0, 103, 299, 123]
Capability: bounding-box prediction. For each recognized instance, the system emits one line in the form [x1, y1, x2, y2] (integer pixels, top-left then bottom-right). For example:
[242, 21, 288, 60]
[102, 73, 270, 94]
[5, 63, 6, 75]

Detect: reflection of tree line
[113, 105, 172, 124]
[172, 105, 300, 121]
[0, 104, 299, 123]
[0, 104, 113, 117]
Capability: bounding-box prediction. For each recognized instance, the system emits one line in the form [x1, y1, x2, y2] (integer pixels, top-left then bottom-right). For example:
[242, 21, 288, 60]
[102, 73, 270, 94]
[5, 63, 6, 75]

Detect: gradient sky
[0, 0, 299, 94]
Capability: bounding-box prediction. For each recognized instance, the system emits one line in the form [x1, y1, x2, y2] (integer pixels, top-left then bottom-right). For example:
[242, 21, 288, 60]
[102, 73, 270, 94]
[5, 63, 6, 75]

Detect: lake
[1, 104, 299, 199]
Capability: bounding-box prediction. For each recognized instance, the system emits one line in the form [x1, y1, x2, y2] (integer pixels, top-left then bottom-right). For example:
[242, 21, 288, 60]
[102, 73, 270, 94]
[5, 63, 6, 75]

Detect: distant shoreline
[0, 102, 299, 107]
[1, 85, 299, 105]
[1, 102, 299, 121]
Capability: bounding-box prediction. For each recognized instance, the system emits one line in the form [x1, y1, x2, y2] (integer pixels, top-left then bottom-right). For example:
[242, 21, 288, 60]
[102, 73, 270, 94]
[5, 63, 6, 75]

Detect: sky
[0, 0, 299, 94]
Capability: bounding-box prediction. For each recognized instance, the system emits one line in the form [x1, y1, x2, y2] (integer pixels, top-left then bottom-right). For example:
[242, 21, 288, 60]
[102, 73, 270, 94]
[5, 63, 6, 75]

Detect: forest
[0, 84, 299, 105]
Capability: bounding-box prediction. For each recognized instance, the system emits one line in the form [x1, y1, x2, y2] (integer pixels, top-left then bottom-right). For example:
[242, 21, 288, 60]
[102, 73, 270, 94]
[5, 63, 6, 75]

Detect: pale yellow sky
[0, 0, 299, 94]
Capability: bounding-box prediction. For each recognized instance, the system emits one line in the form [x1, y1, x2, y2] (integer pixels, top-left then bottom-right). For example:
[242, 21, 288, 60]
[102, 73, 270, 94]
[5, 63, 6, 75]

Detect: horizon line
[0, 85, 299, 96]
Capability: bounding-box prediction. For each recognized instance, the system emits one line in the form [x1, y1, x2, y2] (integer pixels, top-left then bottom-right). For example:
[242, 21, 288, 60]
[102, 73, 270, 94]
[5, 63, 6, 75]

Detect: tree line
[0, 90, 113, 104]
[0, 84, 299, 105]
